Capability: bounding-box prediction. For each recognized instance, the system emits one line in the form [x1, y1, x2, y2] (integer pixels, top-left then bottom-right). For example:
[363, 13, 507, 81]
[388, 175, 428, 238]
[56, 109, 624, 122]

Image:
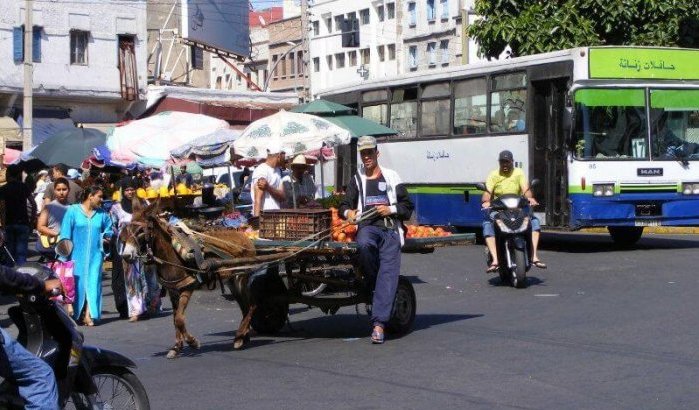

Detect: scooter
[477, 180, 539, 289]
[0, 239, 150, 409]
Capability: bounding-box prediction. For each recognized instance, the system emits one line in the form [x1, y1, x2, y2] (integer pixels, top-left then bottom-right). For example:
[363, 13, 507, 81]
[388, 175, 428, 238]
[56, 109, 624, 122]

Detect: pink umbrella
[4, 148, 21, 165]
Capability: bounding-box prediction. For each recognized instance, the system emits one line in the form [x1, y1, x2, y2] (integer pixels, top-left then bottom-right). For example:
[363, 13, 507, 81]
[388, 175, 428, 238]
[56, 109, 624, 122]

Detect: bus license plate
[635, 220, 661, 227]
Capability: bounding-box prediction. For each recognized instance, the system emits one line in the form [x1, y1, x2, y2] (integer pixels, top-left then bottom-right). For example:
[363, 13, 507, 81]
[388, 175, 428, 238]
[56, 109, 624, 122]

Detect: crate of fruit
[260, 209, 331, 241]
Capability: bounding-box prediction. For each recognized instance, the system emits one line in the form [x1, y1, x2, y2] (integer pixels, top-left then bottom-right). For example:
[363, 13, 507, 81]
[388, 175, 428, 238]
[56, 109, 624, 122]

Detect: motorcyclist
[481, 150, 546, 273]
[0, 264, 61, 409]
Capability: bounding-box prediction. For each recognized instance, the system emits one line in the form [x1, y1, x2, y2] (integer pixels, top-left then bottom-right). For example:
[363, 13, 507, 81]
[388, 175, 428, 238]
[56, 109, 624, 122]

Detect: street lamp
[263, 41, 303, 92]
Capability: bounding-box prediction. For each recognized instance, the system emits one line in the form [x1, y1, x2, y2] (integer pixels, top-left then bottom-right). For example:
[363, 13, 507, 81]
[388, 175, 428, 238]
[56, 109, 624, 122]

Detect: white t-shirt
[251, 163, 283, 211]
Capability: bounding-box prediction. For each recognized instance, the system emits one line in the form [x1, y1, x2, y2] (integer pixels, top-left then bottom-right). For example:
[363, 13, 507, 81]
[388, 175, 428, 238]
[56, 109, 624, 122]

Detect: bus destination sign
[589, 48, 699, 81]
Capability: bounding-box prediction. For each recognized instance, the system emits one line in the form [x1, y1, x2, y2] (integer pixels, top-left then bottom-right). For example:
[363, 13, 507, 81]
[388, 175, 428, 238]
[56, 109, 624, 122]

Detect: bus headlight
[681, 183, 699, 195]
[593, 184, 615, 197]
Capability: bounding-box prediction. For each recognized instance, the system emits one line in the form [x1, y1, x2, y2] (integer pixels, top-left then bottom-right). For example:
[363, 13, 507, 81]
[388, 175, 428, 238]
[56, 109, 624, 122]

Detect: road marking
[534, 294, 560, 297]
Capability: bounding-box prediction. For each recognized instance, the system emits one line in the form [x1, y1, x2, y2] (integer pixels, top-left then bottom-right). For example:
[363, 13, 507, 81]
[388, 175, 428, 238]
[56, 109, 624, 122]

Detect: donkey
[119, 198, 261, 358]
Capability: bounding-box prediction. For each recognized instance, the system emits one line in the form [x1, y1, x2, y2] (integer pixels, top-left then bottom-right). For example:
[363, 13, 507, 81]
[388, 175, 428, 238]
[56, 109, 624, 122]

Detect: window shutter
[13, 27, 24, 63]
[32, 27, 41, 63]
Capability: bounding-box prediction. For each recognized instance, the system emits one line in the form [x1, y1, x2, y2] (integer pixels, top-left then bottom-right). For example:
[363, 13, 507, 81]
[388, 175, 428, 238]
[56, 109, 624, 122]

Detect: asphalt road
[4, 232, 699, 410]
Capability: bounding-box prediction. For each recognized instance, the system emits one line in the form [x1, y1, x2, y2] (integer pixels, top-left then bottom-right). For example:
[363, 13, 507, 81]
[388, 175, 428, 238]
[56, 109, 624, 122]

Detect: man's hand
[527, 197, 539, 206]
[257, 178, 269, 191]
[481, 201, 491, 209]
[44, 279, 62, 296]
[346, 209, 358, 222]
[375, 205, 392, 217]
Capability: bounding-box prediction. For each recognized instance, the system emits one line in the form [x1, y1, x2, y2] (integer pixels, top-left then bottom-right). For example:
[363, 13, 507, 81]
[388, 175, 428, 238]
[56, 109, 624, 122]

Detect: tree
[468, 0, 699, 59]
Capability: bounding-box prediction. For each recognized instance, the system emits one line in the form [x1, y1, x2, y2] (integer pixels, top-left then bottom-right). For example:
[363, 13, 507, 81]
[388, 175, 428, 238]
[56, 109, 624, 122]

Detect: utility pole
[22, 0, 33, 151]
[300, 0, 309, 102]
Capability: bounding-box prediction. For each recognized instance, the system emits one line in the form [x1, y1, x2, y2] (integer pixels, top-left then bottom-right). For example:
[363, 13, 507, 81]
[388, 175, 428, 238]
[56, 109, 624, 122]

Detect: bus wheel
[608, 226, 644, 247]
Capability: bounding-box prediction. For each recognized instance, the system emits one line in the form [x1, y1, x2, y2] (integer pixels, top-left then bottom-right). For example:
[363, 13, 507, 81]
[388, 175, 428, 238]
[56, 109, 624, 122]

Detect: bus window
[453, 78, 487, 135]
[649, 89, 699, 160]
[362, 104, 389, 126]
[390, 87, 418, 138]
[421, 82, 451, 136]
[489, 73, 527, 133]
[573, 88, 647, 160]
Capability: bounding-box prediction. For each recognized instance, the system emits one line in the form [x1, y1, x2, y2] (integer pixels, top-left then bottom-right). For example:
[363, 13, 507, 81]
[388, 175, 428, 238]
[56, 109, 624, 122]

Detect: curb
[580, 227, 699, 235]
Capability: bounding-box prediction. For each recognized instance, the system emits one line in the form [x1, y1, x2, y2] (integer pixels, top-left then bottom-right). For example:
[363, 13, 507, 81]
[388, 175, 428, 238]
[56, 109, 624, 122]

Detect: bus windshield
[649, 89, 699, 160]
[573, 88, 648, 160]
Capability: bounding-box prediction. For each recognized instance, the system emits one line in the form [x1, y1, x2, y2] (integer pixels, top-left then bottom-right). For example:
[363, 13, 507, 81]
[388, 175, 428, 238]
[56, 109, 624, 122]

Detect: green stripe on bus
[650, 89, 699, 109]
[574, 89, 645, 107]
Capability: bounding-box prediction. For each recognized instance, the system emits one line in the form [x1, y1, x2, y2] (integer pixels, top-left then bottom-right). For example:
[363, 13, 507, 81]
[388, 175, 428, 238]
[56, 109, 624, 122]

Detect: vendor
[175, 165, 193, 188]
[282, 155, 316, 209]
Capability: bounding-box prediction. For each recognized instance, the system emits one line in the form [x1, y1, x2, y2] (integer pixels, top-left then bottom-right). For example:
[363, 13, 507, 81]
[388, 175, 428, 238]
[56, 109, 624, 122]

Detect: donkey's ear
[132, 197, 143, 214]
[143, 197, 161, 215]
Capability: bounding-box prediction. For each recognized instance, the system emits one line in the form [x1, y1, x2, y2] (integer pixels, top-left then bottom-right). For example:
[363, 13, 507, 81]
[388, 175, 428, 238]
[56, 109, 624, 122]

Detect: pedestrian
[339, 136, 414, 344]
[33, 169, 50, 212]
[175, 165, 193, 188]
[59, 185, 113, 326]
[110, 179, 148, 322]
[0, 165, 37, 266]
[282, 154, 316, 208]
[251, 141, 286, 217]
[36, 177, 70, 251]
[43, 163, 83, 205]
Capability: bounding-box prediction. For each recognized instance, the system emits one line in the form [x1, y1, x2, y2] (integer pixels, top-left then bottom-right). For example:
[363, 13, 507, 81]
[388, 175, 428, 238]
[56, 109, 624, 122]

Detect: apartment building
[308, 0, 401, 96]
[267, 16, 306, 99]
[0, 0, 147, 145]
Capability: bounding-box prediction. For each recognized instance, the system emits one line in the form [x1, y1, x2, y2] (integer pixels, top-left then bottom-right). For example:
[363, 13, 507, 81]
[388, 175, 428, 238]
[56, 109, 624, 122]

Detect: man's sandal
[486, 263, 499, 273]
[371, 327, 385, 344]
[532, 260, 547, 269]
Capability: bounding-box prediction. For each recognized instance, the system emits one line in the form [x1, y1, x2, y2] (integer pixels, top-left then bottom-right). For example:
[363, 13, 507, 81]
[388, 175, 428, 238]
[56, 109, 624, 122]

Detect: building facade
[0, 0, 148, 133]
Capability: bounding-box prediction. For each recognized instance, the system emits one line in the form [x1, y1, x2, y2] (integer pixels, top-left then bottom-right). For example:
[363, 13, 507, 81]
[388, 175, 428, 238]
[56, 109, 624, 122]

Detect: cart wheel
[250, 269, 289, 334]
[385, 276, 416, 335]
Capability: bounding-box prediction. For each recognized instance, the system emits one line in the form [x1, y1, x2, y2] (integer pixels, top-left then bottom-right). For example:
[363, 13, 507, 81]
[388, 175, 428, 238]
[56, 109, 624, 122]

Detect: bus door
[531, 78, 569, 227]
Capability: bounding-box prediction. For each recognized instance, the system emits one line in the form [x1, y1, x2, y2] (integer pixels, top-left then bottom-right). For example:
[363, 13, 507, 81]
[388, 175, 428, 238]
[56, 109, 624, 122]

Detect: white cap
[266, 140, 284, 155]
[67, 169, 80, 180]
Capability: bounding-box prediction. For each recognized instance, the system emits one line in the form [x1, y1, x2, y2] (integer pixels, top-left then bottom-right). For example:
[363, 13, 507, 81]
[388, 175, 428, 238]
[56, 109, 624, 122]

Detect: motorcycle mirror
[55, 239, 74, 258]
[475, 183, 487, 192]
[530, 179, 541, 187]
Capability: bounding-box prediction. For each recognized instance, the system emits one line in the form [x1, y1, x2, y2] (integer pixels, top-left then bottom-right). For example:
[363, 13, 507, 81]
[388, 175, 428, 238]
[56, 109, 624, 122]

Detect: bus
[318, 46, 699, 245]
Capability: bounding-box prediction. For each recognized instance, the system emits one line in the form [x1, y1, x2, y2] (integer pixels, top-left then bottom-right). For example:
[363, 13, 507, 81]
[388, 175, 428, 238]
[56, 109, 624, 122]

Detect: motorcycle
[0, 239, 150, 409]
[477, 180, 539, 289]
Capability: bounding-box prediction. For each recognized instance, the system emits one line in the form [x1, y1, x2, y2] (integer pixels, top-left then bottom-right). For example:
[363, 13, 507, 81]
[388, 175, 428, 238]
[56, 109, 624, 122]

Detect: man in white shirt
[251, 141, 286, 216]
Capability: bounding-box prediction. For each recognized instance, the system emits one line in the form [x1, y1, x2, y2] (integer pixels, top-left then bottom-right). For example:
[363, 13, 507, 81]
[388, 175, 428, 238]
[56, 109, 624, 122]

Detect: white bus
[319, 46, 699, 245]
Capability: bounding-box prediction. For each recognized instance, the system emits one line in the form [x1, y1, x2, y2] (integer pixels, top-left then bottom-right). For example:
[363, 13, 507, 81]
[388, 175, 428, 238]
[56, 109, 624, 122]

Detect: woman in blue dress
[60, 185, 113, 326]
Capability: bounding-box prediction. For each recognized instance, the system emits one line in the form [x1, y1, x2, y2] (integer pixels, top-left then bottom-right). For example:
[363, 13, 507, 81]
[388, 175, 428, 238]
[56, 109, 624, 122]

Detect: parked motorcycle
[477, 180, 539, 288]
[0, 239, 150, 409]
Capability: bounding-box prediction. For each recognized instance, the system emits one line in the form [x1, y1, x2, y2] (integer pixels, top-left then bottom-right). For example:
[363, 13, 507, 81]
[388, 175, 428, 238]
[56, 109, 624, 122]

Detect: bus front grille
[619, 184, 677, 194]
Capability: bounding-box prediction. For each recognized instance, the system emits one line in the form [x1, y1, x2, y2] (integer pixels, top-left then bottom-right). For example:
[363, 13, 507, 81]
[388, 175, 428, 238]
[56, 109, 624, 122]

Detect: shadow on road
[540, 232, 699, 253]
[487, 276, 544, 287]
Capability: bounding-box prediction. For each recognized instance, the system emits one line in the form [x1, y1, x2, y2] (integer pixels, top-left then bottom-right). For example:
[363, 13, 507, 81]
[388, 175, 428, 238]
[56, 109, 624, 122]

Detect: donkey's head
[119, 197, 160, 262]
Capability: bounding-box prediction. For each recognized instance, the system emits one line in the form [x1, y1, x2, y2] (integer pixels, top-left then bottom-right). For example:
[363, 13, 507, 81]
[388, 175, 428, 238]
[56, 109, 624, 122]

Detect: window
[649, 89, 699, 160]
[408, 2, 416, 26]
[440, 0, 449, 19]
[280, 56, 287, 77]
[290, 52, 296, 76]
[325, 17, 332, 33]
[427, 0, 436, 22]
[453, 78, 488, 135]
[335, 52, 345, 68]
[326, 55, 333, 70]
[440, 40, 449, 64]
[215, 76, 222, 90]
[388, 44, 396, 60]
[312, 21, 319, 35]
[272, 55, 279, 77]
[297, 51, 304, 75]
[489, 73, 527, 133]
[12, 25, 42, 63]
[378, 45, 385, 62]
[191, 46, 204, 70]
[360, 8, 370, 25]
[70, 30, 89, 65]
[427, 42, 436, 66]
[334, 15, 344, 32]
[377, 5, 385, 22]
[421, 82, 451, 136]
[408, 45, 417, 69]
[361, 48, 370, 65]
[118, 35, 137, 100]
[387, 3, 396, 19]
[363, 104, 389, 126]
[349, 50, 358, 66]
[313, 57, 320, 72]
[390, 88, 419, 138]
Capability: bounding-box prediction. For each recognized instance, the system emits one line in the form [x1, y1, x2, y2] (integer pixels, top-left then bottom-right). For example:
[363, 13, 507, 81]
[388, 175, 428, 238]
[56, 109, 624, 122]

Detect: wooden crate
[260, 209, 331, 241]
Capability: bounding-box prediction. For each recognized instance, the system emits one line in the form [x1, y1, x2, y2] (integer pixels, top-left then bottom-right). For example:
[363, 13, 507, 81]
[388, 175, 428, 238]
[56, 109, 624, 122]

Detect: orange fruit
[337, 232, 346, 242]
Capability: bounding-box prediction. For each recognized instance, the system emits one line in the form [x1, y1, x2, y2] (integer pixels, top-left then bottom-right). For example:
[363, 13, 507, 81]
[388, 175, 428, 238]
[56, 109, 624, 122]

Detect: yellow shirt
[486, 167, 525, 197]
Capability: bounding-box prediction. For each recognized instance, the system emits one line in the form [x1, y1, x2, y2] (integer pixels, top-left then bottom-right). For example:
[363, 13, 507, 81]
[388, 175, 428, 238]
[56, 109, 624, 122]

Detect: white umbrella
[232, 110, 351, 159]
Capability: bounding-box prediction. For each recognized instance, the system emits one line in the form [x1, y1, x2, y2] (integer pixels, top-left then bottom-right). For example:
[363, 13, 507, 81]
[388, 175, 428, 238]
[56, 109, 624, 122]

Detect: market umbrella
[20, 127, 106, 169]
[290, 99, 397, 137]
[290, 99, 354, 115]
[171, 128, 242, 160]
[233, 110, 351, 160]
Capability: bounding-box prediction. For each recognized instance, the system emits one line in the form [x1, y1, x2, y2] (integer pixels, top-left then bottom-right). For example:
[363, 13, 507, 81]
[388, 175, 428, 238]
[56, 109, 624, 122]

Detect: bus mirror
[530, 179, 541, 187]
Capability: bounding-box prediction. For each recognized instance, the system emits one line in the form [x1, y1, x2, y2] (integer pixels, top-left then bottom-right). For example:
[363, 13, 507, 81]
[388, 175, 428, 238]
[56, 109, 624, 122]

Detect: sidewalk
[581, 227, 699, 235]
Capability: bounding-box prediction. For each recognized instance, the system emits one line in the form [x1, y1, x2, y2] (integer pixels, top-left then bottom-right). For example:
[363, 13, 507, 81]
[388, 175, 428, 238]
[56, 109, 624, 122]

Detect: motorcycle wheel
[512, 249, 527, 289]
[385, 276, 416, 335]
[65, 366, 150, 410]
